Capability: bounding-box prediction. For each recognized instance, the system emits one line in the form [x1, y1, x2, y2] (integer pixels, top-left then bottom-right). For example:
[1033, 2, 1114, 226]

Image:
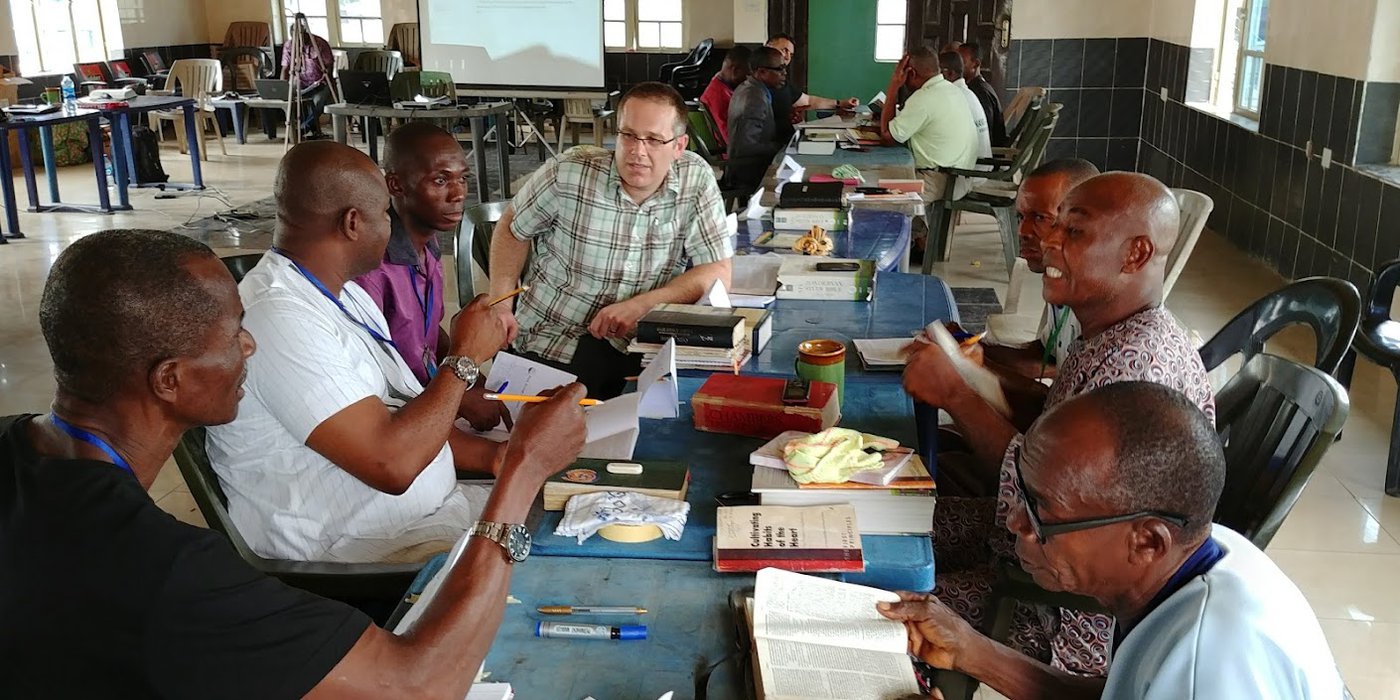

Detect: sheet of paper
[852, 338, 914, 366]
[392, 529, 473, 633]
[580, 392, 640, 459]
[870, 90, 886, 105]
[703, 278, 732, 308]
[744, 187, 769, 221]
[485, 352, 578, 424]
[731, 254, 783, 296]
[725, 212, 738, 241]
[776, 155, 805, 183]
[636, 339, 679, 419]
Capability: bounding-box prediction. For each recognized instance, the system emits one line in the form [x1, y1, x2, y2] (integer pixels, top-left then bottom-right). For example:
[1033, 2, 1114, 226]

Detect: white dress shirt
[206, 253, 481, 563]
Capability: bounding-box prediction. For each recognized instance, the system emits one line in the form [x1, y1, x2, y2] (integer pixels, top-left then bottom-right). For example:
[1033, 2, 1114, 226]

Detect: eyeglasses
[1012, 444, 1190, 544]
[758, 64, 788, 74]
[617, 130, 680, 150]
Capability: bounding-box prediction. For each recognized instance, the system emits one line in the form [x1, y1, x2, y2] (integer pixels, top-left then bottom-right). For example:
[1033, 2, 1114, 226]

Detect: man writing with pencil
[208, 142, 517, 565]
[490, 82, 734, 399]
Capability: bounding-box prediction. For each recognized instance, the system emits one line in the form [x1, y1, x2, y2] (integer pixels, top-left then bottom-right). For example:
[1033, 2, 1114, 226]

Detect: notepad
[852, 338, 913, 370]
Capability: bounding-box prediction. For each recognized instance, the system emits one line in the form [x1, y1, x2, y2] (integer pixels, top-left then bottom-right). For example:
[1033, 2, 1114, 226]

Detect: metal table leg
[182, 104, 205, 188]
[16, 129, 40, 210]
[87, 116, 112, 212]
[0, 127, 18, 240]
[38, 125, 59, 203]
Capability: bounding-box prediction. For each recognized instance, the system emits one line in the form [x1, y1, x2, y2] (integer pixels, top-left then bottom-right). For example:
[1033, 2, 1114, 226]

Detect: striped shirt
[509, 146, 733, 361]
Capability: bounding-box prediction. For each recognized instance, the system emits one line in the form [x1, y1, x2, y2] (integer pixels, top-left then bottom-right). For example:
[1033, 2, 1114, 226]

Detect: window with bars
[874, 0, 907, 63]
[9, 0, 121, 75]
[604, 0, 685, 51]
[1233, 0, 1268, 118]
[282, 0, 383, 47]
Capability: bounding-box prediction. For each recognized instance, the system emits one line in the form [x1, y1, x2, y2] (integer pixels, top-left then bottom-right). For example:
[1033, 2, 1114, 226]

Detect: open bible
[749, 569, 921, 699]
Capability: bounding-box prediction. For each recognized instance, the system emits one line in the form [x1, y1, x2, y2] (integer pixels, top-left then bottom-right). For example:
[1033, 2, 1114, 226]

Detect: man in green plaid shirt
[489, 82, 735, 397]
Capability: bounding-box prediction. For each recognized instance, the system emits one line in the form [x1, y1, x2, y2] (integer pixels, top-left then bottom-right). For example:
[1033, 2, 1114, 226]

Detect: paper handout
[484, 352, 578, 424]
[725, 212, 739, 241]
[635, 338, 679, 419]
[703, 278, 733, 309]
[744, 187, 769, 221]
[776, 155, 805, 183]
[576, 339, 679, 458]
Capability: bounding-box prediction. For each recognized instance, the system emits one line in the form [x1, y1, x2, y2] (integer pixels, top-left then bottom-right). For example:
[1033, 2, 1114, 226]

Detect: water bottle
[60, 75, 77, 113]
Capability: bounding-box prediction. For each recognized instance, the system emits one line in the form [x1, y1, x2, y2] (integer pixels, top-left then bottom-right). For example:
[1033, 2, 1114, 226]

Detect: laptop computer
[338, 70, 393, 107]
[254, 79, 292, 101]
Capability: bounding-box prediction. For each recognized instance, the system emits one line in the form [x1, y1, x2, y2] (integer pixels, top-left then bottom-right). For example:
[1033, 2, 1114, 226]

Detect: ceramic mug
[795, 338, 846, 406]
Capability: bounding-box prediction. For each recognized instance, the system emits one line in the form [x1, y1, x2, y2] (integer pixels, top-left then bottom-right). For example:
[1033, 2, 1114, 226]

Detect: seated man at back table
[1, 228, 588, 698]
[489, 82, 733, 399]
[908, 172, 1215, 677]
[725, 46, 792, 193]
[879, 47, 979, 238]
[207, 141, 512, 564]
[355, 122, 508, 431]
[699, 45, 751, 149]
[281, 13, 334, 139]
[979, 158, 1100, 383]
[764, 33, 858, 142]
[957, 42, 1008, 148]
[881, 382, 1343, 699]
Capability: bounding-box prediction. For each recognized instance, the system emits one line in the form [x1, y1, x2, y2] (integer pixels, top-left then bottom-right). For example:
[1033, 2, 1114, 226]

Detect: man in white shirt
[880, 382, 1343, 699]
[207, 142, 510, 564]
[939, 49, 992, 184]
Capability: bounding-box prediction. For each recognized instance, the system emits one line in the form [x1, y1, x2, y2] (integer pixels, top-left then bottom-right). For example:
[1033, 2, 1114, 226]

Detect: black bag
[131, 124, 168, 184]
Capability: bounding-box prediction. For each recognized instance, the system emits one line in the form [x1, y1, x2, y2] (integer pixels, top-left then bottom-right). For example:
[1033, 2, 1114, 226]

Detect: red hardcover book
[714, 504, 864, 573]
[691, 374, 840, 439]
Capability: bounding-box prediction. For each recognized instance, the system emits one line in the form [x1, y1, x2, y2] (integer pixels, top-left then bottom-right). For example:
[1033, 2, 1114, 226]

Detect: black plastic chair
[172, 428, 421, 607]
[1338, 258, 1400, 495]
[218, 46, 274, 92]
[1198, 277, 1361, 376]
[951, 353, 1352, 700]
[220, 253, 264, 283]
[658, 38, 713, 95]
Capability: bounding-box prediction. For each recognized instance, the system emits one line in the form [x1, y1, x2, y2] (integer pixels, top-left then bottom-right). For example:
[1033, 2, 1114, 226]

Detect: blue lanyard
[272, 248, 398, 351]
[409, 265, 438, 378]
[49, 413, 134, 476]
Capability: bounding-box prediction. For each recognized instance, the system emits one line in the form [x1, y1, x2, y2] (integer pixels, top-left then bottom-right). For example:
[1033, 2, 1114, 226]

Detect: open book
[751, 569, 920, 699]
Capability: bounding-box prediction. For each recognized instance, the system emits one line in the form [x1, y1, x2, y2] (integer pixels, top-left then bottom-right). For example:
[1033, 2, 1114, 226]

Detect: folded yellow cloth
[782, 428, 901, 484]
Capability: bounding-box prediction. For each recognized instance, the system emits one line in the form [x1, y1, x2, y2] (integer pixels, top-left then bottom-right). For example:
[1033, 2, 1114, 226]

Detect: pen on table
[489, 285, 529, 306]
[537, 605, 648, 615]
[484, 392, 602, 407]
[959, 331, 987, 347]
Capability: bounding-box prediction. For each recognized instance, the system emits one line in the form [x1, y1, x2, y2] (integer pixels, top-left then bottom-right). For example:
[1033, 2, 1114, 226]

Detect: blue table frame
[96, 95, 206, 203]
[0, 108, 114, 240]
[739, 207, 913, 273]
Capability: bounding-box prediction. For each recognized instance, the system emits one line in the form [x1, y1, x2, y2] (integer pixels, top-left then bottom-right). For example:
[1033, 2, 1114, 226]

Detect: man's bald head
[274, 141, 388, 235]
[273, 141, 393, 277]
[1040, 172, 1179, 315]
[1016, 159, 1101, 273]
[383, 122, 461, 177]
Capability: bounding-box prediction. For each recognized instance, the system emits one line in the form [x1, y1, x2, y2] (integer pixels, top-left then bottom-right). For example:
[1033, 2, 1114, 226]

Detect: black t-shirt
[0, 414, 371, 699]
[770, 81, 802, 144]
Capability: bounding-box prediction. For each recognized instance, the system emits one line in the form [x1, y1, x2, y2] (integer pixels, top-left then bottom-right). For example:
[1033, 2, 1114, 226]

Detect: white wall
[686, 0, 734, 45]
[382, 0, 417, 30]
[1011, 0, 1154, 39]
[1148, 0, 1195, 45]
[0, 13, 17, 56]
[1264, 0, 1375, 80]
[122, 0, 211, 47]
[733, 0, 765, 43]
[1369, 0, 1400, 81]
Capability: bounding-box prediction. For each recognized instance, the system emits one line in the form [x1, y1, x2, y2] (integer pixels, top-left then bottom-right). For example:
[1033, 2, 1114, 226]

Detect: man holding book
[879, 383, 1342, 699]
[489, 82, 734, 399]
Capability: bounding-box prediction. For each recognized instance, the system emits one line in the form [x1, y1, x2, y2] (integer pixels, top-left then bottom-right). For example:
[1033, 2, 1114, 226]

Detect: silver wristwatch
[471, 521, 531, 563]
[439, 355, 480, 389]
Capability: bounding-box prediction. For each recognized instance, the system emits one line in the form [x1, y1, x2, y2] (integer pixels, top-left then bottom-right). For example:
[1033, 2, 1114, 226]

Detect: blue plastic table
[97, 95, 207, 200]
[738, 207, 912, 273]
[0, 108, 114, 239]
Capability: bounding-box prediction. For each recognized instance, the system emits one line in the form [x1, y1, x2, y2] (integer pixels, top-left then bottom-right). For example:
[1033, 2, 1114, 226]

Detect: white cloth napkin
[554, 491, 691, 543]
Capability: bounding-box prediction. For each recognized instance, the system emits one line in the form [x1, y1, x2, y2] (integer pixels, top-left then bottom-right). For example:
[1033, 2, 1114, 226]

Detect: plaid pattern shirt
[509, 146, 733, 362]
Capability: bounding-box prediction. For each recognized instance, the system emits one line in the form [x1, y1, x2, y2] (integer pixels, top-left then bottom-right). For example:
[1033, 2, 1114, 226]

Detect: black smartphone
[854, 186, 891, 194]
[781, 377, 811, 405]
[815, 261, 860, 272]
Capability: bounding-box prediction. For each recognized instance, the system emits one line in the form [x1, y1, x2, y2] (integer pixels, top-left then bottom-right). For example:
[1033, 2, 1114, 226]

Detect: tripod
[283, 13, 338, 149]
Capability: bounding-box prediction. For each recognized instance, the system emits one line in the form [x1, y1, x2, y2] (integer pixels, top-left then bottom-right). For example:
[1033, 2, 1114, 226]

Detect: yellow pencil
[489, 286, 530, 306]
[958, 332, 987, 347]
[484, 393, 602, 407]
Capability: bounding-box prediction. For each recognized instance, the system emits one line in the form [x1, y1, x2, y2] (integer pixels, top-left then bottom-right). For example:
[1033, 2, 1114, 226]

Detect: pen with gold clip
[537, 605, 648, 615]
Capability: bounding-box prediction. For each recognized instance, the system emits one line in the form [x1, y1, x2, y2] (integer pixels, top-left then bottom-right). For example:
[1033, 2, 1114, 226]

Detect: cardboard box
[776, 257, 876, 301]
[691, 374, 840, 439]
[0, 74, 32, 108]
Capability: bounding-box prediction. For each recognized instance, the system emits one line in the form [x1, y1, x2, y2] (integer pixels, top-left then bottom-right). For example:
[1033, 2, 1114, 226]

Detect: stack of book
[774, 181, 847, 232]
[749, 455, 936, 535]
[629, 303, 772, 371]
[749, 430, 916, 486]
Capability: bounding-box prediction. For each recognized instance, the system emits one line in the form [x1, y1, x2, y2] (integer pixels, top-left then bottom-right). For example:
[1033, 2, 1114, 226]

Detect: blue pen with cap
[535, 621, 647, 640]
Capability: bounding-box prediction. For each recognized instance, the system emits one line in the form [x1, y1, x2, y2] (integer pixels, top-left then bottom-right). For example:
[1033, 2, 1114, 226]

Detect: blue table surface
[787, 144, 915, 168]
[530, 377, 918, 560]
[0, 107, 103, 127]
[484, 556, 751, 700]
[743, 270, 960, 381]
[738, 207, 911, 273]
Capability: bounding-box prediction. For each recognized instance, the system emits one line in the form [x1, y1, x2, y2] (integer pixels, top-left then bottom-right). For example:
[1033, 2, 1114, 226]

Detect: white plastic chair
[149, 58, 226, 159]
[1165, 188, 1214, 297]
[1003, 86, 1046, 135]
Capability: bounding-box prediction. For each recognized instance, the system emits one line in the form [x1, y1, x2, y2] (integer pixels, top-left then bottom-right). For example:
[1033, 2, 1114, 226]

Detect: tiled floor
[3, 138, 1398, 698]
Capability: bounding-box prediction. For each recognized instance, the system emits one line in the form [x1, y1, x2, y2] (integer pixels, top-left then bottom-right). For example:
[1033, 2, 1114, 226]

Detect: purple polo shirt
[356, 209, 445, 386]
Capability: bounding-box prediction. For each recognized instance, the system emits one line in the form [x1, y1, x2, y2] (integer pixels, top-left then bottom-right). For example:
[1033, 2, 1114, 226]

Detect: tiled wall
[1002, 34, 1400, 291]
[1002, 37, 1147, 172]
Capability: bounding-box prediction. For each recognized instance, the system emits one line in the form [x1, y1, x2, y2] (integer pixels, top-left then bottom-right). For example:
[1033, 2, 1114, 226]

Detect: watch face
[505, 525, 531, 562]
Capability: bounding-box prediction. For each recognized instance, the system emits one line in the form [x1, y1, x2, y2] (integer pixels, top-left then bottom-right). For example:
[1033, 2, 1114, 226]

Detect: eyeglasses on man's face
[617, 130, 680, 150]
[758, 64, 788, 74]
[1012, 444, 1191, 545]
